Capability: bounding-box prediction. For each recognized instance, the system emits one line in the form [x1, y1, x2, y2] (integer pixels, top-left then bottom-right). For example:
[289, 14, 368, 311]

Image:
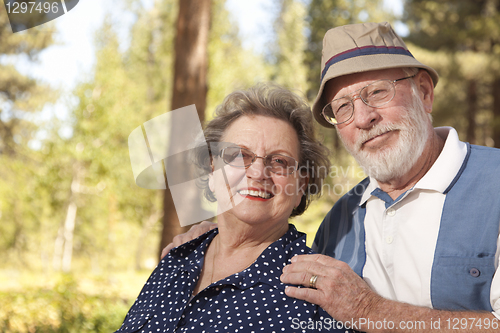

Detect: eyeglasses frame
[321, 74, 417, 126]
[219, 146, 299, 176]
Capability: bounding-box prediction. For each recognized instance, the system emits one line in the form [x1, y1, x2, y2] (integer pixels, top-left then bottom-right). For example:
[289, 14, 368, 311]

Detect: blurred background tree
[0, 1, 57, 269]
[2, 0, 499, 331]
[160, 0, 211, 258]
[271, 0, 309, 92]
[0, 5, 54, 155]
[403, 0, 500, 146]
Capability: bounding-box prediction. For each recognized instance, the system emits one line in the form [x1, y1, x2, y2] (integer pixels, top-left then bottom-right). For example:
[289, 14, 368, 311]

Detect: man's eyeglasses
[219, 146, 298, 175]
[321, 74, 416, 126]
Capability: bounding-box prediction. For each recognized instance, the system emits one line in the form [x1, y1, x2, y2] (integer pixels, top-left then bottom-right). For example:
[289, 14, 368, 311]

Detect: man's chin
[355, 152, 403, 181]
[366, 170, 397, 183]
[343, 138, 410, 181]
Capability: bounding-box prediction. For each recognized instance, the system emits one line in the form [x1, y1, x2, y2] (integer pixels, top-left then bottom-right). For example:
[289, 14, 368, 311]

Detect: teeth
[238, 189, 272, 199]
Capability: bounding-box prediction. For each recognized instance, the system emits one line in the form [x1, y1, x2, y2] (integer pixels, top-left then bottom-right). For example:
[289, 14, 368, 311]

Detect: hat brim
[312, 54, 439, 128]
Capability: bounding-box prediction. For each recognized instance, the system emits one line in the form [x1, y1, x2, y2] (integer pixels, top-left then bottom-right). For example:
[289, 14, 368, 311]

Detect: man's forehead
[324, 68, 405, 100]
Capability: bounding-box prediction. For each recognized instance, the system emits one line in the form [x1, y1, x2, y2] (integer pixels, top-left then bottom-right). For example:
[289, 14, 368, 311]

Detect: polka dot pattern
[115, 225, 349, 333]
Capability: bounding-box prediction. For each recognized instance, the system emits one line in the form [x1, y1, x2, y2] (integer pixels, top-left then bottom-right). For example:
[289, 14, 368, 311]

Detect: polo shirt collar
[414, 127, 467, 192]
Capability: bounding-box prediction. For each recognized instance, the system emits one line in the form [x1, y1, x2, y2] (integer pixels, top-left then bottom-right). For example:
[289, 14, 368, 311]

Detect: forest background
[2, 0, 500, 331]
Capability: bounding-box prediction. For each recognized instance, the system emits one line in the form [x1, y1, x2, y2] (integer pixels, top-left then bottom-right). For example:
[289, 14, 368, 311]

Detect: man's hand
[161, 221, 217, 258]
[280, 253, 382, 322]
[280, 254, 498, 333]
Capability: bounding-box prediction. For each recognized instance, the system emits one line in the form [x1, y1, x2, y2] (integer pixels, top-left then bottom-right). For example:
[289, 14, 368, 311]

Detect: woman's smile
[237, 187, 274, 200]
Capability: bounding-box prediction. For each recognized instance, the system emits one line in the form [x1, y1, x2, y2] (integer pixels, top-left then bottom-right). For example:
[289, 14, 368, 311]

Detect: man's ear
[416, 70, 435, 114]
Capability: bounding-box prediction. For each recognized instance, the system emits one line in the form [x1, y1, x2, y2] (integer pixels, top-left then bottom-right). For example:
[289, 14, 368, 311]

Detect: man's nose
[353, 98, 381, 129]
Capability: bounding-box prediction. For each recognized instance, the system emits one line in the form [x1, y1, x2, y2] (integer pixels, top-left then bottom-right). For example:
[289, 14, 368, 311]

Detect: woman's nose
[246, 157, 270, 179]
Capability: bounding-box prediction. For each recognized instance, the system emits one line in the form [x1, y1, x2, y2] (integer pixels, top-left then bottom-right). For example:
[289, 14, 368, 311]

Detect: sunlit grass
[0, 269, 151, 333]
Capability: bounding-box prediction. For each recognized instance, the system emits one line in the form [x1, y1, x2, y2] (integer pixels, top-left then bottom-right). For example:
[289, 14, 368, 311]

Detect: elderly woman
[115, 84, 350, 333]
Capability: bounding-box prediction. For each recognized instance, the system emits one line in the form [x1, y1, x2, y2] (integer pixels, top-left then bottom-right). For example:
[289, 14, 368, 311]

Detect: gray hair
[195, 83, 330, 217]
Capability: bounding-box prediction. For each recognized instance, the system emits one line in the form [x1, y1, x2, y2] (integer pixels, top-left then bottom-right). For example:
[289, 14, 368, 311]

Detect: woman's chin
[220, 209, 273, 227]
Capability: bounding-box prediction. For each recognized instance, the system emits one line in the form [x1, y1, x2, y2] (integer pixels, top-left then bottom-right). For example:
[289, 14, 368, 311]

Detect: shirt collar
[414, 127, 467, 192]
[359, 127, 468, 205]
[168, 224, 309, 292]
[167, 228, 217, 279]
[216, 225, 309, 292]
[360, 178, 377, 206]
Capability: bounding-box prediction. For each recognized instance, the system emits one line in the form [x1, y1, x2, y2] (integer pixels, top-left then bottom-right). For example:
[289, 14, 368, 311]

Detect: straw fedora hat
[312, 21, 439, 128]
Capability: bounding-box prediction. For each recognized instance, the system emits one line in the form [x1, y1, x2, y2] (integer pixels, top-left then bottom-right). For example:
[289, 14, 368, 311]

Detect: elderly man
[163, 22, 500, 332]
[279, 22, 500, 332]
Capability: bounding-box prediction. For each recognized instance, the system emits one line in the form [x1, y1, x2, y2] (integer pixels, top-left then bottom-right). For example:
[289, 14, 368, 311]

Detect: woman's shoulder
[247, 225, 314, 286]
[166, 228, 217, 261]
[144, 229, 217, 289]
[279, 224, 316, 256]
[251, 224, 315, 272]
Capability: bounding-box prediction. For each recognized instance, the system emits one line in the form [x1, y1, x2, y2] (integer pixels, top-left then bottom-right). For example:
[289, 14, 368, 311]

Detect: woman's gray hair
[194, 83, 330, 217]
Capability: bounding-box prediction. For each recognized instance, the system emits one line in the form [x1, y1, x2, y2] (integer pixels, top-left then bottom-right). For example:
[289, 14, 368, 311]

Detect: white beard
[339, 91, 432, 183]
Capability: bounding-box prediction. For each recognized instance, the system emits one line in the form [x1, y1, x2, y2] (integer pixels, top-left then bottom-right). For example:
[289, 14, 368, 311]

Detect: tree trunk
[160, 0, 211, 258]
[53, 169, 81, 272]
[466, 80, 477, 144]
[61, 201, 77, 272]
[492, 78, 500, 148]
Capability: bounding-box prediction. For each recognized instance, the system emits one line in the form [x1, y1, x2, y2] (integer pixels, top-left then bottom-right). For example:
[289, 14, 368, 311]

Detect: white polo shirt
[360, 127, 500, 317]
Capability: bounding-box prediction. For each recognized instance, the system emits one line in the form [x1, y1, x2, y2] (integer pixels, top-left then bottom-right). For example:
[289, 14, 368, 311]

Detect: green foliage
[0, 0, 57, 155]
[403, 0, 500, 146]
[305, 0, 391, 101]
[405, 0, 500, 53]
[271, 0, 309, 92]
[0, 0, 53, 57]
[206, 0, 271, 119]
[50, 19, 166, 271]
[0, 5, 59, 263]
[0, 273, 136, 333]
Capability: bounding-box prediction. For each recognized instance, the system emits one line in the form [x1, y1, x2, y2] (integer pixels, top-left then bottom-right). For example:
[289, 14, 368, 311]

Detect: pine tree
[404, 0, 500, 146]
[0, 3, 55, 155]
[0, 3, 57, 263]
[272, 0, 308, 93]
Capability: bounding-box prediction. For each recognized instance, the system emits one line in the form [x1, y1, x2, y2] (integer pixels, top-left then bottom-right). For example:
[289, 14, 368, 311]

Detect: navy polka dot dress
[115, 225, 351, 333]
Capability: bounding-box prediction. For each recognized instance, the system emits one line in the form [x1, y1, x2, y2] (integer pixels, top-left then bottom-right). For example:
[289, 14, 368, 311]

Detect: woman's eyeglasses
[219, 146, 298, 175]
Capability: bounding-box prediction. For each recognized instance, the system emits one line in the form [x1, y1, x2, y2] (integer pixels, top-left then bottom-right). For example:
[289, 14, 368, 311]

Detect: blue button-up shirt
[115, 225, 350, 332]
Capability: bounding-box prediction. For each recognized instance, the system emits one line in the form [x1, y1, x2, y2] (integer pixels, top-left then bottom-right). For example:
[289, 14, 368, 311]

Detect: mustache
[356, 123, 401, 148]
